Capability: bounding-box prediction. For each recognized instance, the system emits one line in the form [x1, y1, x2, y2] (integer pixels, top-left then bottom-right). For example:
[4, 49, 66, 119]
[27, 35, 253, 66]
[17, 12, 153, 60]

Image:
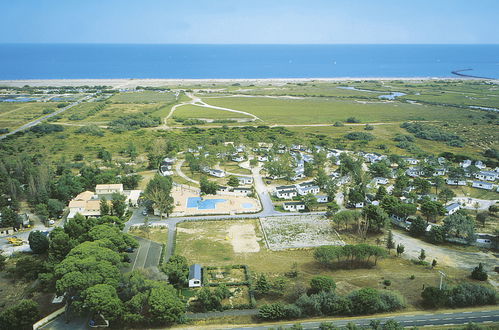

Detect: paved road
[0, 94, 95, 140]
[217, 309, 499, 330]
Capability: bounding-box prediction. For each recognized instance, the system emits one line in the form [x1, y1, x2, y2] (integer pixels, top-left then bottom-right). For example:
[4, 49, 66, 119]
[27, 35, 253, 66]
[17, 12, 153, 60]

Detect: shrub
[75, 125, 104, 137]
[401, 122, 465, 147]
[258, 303, 287, 320]
[383, 279, 391, 286]
[471, 263, 488, 281]
[309, 276, 336, 294]
[346, 117, 361, 123]
[344, 132, 374, 141]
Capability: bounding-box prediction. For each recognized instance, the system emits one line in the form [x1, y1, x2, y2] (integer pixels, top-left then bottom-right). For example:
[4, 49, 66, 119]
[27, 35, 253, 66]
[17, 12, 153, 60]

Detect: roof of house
[278, 189, 297, 194]
[445, 203, 460, 210]
[276, 185, 296, 190]
[189, 264, 201, 280]
[234, 187, 252, 191]
[473, 181, 493, 185]
[284, 201, 305, 206]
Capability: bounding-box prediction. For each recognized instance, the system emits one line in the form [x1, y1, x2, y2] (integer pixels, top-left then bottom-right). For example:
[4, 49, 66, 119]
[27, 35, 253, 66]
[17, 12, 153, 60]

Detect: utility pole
[438, 271, 446, 290]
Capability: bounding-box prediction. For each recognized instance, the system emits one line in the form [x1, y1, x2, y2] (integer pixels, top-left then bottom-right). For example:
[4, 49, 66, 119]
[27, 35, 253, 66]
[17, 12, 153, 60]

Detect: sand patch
[176, 227, 203, 234]
[335, 281, 361, 296]
[228, 224, 260, 253]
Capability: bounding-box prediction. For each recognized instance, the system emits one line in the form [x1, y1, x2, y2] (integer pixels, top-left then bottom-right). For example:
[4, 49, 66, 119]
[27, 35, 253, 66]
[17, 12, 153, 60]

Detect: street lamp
[438, 271, 446, 290]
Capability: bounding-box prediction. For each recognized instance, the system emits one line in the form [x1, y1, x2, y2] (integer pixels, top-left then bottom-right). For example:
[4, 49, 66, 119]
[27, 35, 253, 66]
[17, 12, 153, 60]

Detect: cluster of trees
[195, 285, 232, 312]
[401, 122, 465, 147]
[421, 283, 496, 309]
[200, 176, 219, 195]
[109, 114, 161, 132]
[344, 132, 375, 141]
[75, 124, 105, 137]
[143, 174, 174, 219]
[259, 281, 404, 321]
[29, 123, 64, 135]
[0, 299, 39, 330]
[314, 244, 387, 269]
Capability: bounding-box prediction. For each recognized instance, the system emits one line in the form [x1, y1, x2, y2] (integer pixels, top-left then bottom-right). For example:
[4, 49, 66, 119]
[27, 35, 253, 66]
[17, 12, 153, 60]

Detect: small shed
[188, 264, 202, 288]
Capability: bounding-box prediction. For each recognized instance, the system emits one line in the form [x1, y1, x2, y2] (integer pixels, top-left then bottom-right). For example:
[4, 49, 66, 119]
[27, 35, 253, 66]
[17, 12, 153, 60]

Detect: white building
[283, 202, 306, 211]
[233, 187, 252, 196]
[460, 159, 472, 168]
[237, 176, 253, 185]
[475, 171, 497, 182]
[297, 185, 320, 196]
[276, 188, 298, 199]
[405, 158, 419, 165]
[188, 264, 202, 288]
[374, 177, 389, 185]
[446, 178, 466, 186]
[472, 181, 493, 190]
[209, 169, 226, 178]
[445, 203, 461, 215]
[315, 195, 328, 203]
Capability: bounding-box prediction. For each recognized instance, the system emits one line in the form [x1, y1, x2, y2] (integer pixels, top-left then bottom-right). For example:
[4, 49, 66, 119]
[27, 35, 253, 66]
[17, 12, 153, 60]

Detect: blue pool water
[187, 197, 226, 210]
[241, 203, 253, 209]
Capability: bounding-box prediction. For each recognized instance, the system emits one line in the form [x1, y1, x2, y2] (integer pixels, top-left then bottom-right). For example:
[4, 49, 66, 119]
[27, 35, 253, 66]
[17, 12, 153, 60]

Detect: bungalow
[433, 168, 447, 176]
[292, 168, 305, 181]
[437, 157, 446, 165]
[237, 176, 253, 185]
[302, 154, 314, 163]
[475, 171, 497, 182]
[233, 187, 252, 196]
[446, 178, 466, 186]
[160, 158, 175, 176]
[297, 185, 320, 196]
[405, 158, 419, 165]
[209, 169, 226, 178]
[235, 145, 245, 153]
[475, 161, 486, 169]
[315, 195, 328, 203]
[231, 155, 245, 162]
[217, 186, 230, 193]
[364, 153, 382, 163]
[257, 155, 269, 162]
[374, 177, 389, 185]
[405, 167, 424, 178]
[476, 233, 496, 247]
[276, 189, 297, 199]
[95, 184, 124, 197]
[188, 264, 202, 288]
[283, 201, 306, 212]
[460, 159, 472, 168]
[472, 181, 493, 190]
[445, 203, 461, 215]
[277, 148, 286, 154]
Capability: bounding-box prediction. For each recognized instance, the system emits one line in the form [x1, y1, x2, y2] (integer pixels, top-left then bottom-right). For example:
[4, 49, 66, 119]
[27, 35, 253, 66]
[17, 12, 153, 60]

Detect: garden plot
[260, 215, 344, 250]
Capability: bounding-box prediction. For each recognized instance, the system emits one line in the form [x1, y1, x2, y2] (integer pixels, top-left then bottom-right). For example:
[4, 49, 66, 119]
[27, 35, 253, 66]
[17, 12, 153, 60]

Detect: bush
[422, 283, 496, 309]
[29, 123, 64, 135]
[28, 231, 49, 254]
[309, 276, 336, 294]
[0, 299, 39, 330]
[75, 125, 104, 137]
[258, 303, 287, 320]
[383, 279, 391, 286]
[471, 263, 488, 281]
[401, 122, 465, 147]
[344, 132, 374, 141]
[346, 117, 361, 123]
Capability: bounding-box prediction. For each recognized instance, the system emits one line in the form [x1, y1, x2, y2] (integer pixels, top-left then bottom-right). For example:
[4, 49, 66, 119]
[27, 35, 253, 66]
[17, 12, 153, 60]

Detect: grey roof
[445, 203, 460, 210]
[284, 202, 305, 206]
[189, 264, 201, 280]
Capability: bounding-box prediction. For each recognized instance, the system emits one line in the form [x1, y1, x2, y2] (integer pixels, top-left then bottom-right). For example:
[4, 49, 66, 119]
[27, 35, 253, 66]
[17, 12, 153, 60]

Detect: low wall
[32, 306, 66, 330]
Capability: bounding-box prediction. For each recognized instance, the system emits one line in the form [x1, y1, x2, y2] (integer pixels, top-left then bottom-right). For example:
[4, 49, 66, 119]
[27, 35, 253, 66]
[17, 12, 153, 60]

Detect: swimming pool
[187, 197, 226, 210]
[241, 203, 253, 209]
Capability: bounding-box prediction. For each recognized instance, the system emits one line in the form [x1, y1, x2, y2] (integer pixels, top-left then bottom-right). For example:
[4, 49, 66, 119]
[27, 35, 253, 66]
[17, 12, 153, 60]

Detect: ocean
[0, 44, 497, 80]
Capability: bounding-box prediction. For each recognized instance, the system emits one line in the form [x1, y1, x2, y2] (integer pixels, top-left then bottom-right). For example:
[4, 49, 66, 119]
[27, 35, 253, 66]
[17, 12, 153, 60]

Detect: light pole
[438, 271, 446, 290]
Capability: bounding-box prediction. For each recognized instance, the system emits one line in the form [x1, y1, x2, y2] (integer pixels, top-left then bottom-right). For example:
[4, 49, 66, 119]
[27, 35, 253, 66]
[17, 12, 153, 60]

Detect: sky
[1, 0, 498, 44]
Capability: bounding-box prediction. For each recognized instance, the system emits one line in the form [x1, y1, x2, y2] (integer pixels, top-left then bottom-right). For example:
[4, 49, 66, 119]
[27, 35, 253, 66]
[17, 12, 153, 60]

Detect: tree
[0, 253, 5, 271]
[199, 176, 218, 195]
[0, 299, 39, 330]
[162, 255, 189, 287]
[418, 249, 426, 262]
[427, 226, 446, 244]
[48, 227, 77, 262]
[82, 284, 123, 320]
[146, 282, 186, 324]
[443, 213, 476, 244]
[255, 273, 271, 296]
[111, 193, 127, 218]
[314, 168, 331, 189]
[64, 213, 97, 241]
[144, 174, 174, 219]
[433, 176, 445, 194]
[0, 207, 19, 228]
[121, 174, 142, 190]
[414, 177, 431, 195]
[302, 193, 318, 211]
[325, 202, 339, 218]
[362, 204, 389, 233]
[386, 230, 395, 252]
[471, 263, 488, 281]
[47, 199, 65, 218]
[309, 276, 336, 294]
[197, 287, 223, 312]
[227, 176, 239, 187]
[87, 224, 137, 252]
[421, 287, 447, 308]
[489, 204, 499, 214]
[258, 303, 287, 320]
[100, 197, 110, 216]
[476, 212, 488, 228]
[438, 188, 456, 203]
[374, 186, 387, 201]
[35, 203, 49, 222]
[409, 216, 427, 237]
[396, 244, 405, 257]
[28, 231, 49, 254]
[420, 201, 446, 223]
[432, 259, 438, 268]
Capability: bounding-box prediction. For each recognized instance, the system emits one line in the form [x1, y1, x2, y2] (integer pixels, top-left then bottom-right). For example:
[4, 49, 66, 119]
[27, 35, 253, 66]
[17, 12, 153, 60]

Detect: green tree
[396, 243, 405, 257]
[386, 230, 395, 252]
[427, 225, 446, 244]
[309, 276, 336, 294]
[374, 186, 387, 201]
[421, 287, 448, 308]
[82, 284, 123, 320]
[28, 230, 49, 254]
[438, 188, 456, 203]
[64, 213, 97, 241]
[476, 212, 488, 228]
[48, 227, 78, 262]
[46, 199, 65, 218]
[162, 255, 189, 287]
[199, 176, 218, 195]
[111, 193, 127, 218]
[144, 174, 174, 220]
[146, 282, 186, 324]
[255, 273, 271, 296]
[0, 207, 19, 228]
[362, 204, 389, 233]
[227, 176, 239, 187]
[87, 224, 137, 252]
[197, 287, 223, 312]
[302, 193, 318, 211]
[418, 249, 426, 261]
[35, 203, 49, 222]
[0, 299, 39, 330]
[421, 201, 446, 223]
[409, 216, 427, 237]
[325, 201, 340, 218]
[471, 263, 488, 281]
[100, 197, 110, 216]
[443, 213, 476, 244]
[314, 168, 331, 189]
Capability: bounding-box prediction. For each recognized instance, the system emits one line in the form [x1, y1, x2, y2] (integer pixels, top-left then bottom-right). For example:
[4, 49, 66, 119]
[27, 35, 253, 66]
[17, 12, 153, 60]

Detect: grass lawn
[175, 219, 468, 309]
[172, 104, 253, 120]
[446, 184, 499, 200]
[129, 226, 168, 244]
[202, 96, 477, 125]
[108, 91, 177, 103]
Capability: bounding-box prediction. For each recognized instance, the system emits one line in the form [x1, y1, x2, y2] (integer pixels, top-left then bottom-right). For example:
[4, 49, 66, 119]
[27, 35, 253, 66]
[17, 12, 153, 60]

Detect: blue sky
[1, 0, 498, 44]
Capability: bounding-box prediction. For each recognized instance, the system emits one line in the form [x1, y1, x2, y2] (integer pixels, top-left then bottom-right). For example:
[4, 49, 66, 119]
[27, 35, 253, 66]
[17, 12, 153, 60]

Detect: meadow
[108, 90, 177, 103]
[172, 104, 253, 121]
[0, 102, 62, 130]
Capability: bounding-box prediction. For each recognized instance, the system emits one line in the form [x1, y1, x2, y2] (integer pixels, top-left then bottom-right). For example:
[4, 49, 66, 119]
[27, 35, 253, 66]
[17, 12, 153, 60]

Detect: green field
[202, 96, 478, 124]
[173, 104, 253, 120]
[0, 102, 62, 130]
[108, 91, 177, 103]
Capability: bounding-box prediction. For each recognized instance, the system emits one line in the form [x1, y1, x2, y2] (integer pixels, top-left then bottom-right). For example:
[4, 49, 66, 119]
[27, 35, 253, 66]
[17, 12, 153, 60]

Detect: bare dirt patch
[228, 224, 260, 253]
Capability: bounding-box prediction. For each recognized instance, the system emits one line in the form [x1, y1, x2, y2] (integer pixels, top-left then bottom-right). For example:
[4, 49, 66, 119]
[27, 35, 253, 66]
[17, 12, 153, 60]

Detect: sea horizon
[0, 44, 498, 80]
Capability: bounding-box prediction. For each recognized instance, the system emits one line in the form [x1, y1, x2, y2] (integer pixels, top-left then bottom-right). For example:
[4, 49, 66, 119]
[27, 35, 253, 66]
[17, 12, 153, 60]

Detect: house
[283, 202, 306, 211]
[188, 264, 202, 288]
[405, 167, 424, 177]
[0, 227, 14, 235]
[233, 187, 252, 196]
[475, 161, 486, 169]
[315, 195, 328, 203]
[475, 171, 497, 182]
[95, 184, 124, 197]
[437, 157, 446, 165]
[231, 155, 245, 162]
[475, 233, 496, 247]
[374, 177, 389, 185]
[68, 191, 102, 219]
[217, 186, 230, 193]
[297, 185, 320, 196]
[446, 178, 466, 186]
[405, 158, 419, 165]
[472, 181, 493, 190]
[460, 159, 472, 168]
[237, 176, 253, 185]
[364, 153, 382, 163]
[257, 155, 268, 162]
[353, 202, 364, 208]
[209, 169, 226, 178]
[302, 154, 314, 163]
[292, 168, 305, 181]
[445, 203, 461, 215]
[433, 168, 447, 176]
[276, 189, 297, 199]
[160, 157, 175, 176]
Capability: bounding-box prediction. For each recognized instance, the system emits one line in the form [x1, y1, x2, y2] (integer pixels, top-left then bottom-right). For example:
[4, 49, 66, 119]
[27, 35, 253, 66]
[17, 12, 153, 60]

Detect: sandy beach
[0, 77, 490, 88]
